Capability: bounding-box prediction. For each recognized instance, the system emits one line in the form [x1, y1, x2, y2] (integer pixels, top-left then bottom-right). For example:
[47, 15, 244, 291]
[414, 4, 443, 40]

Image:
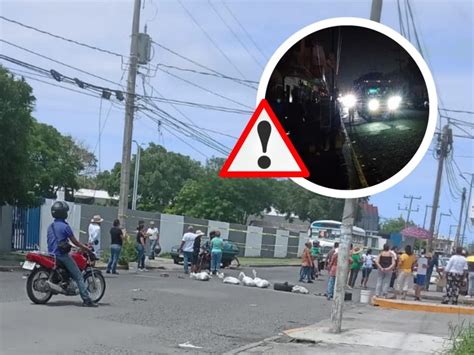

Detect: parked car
[170, 239, 240, 268]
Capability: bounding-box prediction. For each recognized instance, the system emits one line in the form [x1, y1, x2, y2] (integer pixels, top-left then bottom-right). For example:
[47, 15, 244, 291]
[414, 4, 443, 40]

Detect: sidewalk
[229, 304, 469, 354]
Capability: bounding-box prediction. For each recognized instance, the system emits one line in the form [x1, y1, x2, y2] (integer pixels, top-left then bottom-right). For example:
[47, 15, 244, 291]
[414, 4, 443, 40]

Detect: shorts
[191, 253, 200, 265]
[415, 274, 426, 286]
[362, 267, 372, 278]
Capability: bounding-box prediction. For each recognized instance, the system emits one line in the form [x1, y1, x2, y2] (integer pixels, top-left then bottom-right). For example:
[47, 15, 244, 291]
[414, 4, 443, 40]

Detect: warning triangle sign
[220, 99, 309, 178]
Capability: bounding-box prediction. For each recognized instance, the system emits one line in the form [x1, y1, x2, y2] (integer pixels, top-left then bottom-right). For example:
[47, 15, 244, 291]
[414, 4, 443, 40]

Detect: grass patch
[238, 257, 300, 266]
[446, 322, 474, 355]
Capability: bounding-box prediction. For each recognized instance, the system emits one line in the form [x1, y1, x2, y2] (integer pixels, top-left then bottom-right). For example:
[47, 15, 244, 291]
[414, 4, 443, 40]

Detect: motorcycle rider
[47, 201, 98, 307]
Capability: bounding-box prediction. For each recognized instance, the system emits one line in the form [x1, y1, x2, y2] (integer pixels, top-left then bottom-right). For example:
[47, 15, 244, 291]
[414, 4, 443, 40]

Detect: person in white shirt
[88, 215, 103, 258]
[146, 221, 160, 260]
[179, 226, 197, 274]
[414, 253, 428, 301]
[442, 247, 468, 305]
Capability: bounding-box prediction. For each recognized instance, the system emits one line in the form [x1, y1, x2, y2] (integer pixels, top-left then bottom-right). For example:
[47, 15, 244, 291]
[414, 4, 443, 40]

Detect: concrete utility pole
[131, 140, 141, 211]
[422, 205, 437, 230]
[118, 0, 141, 226]
[427, 125, 452, 251]
[461, 173, 473, 247]
[398, 195, 421, 226]
[436, 212, 451, 237]
[330, 0, 382, 335]
[330, 198, 357, 333]
[454, 188, 467, 249]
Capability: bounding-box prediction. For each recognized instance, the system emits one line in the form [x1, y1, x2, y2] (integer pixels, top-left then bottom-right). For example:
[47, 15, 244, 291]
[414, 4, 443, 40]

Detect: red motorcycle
[23, 246, 106, 304]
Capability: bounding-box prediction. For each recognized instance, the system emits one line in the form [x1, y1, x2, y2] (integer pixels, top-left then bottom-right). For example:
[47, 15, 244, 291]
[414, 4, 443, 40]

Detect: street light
[131, 140, 142, 211]
[436, 212, 451, 237]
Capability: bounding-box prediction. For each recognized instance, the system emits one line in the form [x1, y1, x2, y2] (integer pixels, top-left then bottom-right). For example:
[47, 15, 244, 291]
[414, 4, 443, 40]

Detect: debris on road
[291, 285, 309, 294]
[131, 288, 142, 292]
[190, 271, 211, 281]
[160, 273, 170, 277]
[252, 269, 270, 288]
[239, 272, 256, 287]
[273, 282, 294, 292]
[131, 297, 147, 301]
[178, 342, 202, 349]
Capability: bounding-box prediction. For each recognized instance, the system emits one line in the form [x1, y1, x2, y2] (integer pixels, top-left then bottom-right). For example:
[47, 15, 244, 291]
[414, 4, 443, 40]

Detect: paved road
[0, 266, 352, 354]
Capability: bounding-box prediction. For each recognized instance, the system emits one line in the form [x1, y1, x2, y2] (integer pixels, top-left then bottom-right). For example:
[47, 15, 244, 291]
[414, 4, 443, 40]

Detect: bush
[447, 322, 474, 355]
[99, 237, 138, 268]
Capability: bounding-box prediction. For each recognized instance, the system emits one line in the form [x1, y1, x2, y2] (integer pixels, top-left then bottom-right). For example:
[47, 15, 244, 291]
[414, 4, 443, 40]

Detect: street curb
[372, 297, 474, 315]
[241, 264, 300, 268]
[223, 335, 281, 355]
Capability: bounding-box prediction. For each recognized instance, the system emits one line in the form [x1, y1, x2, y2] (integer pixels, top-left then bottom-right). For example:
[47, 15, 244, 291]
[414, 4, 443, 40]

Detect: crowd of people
[299, 240, 474, 304]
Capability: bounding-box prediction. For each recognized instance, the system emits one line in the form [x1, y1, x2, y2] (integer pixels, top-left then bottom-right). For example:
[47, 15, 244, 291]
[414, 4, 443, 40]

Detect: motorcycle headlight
[388, 96, 402, 111]
[368, 99, 379, 111]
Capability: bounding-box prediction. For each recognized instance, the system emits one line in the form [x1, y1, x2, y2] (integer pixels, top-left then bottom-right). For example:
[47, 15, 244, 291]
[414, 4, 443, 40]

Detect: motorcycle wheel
[84, 270, 106, 303]
[26, 267, 53, 304]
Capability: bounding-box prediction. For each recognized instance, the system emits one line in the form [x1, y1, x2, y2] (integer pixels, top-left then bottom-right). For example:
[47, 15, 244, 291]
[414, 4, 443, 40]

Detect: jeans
[183, 251, 193, 273]
[107, 244, 122, 273]
[299, 266, 311, 282]
[136, 244, 145, 269]
[376, 270, 392, 297]
[211, 252, 222, 273]
[56, 254, 91, 302]
[149, 239, 158, 258]
[425, 269, 433, 290]
[469, 272, 474, 296]
[327, 276, 336, 299]
[348, 269, 360, 287]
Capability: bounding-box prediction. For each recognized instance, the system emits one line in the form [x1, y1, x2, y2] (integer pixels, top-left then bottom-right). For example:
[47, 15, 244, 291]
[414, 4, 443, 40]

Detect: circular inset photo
[257, 18, 437, 199]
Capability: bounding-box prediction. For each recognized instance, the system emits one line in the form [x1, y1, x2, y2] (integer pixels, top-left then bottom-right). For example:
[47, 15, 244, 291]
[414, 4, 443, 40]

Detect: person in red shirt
[299, 242, 314, 283]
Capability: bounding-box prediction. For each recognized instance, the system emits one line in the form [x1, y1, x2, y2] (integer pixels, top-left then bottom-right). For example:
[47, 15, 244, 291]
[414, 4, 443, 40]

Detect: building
[432, 237, 454, 255]
[73, 189, 118, 206]
[247, 207, 310, 234]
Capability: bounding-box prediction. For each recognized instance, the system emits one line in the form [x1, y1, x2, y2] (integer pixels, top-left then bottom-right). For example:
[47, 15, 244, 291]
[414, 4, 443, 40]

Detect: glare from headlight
[342, 94, 357, 108]
[368, 99, 379, 111]
[388, 96, 402, 110]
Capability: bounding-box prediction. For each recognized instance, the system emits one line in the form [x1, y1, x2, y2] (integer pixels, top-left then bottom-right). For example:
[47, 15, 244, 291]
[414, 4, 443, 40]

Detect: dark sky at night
[302, 26, 425, 92]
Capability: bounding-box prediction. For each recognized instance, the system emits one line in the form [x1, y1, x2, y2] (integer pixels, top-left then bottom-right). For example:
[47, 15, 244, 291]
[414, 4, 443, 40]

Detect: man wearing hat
[88, 215, 103, 258]
[146, 221, 160, 260]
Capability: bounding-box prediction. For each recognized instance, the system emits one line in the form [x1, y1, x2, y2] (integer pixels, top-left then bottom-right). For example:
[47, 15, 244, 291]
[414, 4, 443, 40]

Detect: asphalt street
[0, 266, 357, 354]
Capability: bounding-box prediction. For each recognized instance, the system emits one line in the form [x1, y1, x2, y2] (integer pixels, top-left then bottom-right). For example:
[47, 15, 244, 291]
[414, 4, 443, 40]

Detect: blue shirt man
[47, 219, 74, 256]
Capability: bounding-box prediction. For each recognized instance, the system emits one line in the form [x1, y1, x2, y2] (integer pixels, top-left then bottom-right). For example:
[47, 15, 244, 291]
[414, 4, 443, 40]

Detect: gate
[11, 207, 41, 251]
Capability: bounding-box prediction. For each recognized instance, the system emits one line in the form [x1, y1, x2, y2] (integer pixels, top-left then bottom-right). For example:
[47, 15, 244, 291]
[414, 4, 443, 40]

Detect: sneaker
[112, 271, 119, 275]
[441, 300, 449, 305]
[106, 270, 110, 274]
[82, 300, 98, 308]
[307, 280, 314, 284]
[142, 268, 149, 272]
[414, 297, 421, 301]
[138, 268, 144, 272]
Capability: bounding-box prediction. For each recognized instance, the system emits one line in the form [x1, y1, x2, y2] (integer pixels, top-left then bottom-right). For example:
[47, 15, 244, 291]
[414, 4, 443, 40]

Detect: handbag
[52, 223, 71, 254]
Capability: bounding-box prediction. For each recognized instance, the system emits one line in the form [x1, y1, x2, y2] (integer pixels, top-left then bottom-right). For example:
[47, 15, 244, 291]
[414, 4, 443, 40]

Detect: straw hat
[353, 247, 363, 254]
[195, 230, 205, 237]
[90, 215, 104, 223]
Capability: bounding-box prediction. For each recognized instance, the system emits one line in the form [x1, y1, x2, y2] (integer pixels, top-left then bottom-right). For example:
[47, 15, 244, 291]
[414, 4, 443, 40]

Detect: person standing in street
[395, 245, 417, 300]
[135, 223, 147, 272]
[360, 249, 373, 289]
[106, 219, 125, 275]
[88, 215, 103, 258]
[191, 230, 204, 273]
[146, 221, 159, 260]
[299, 242, 313, 283]
[425, 252, 439, 291]
[467, 254, 474, 298]
[375, 244, 396, 298]
[311, 241, 321, 279]
[210, 230, 224, 275]
[414, 252, 428, 301]
[326, 247, 338, 300]
[326, 242, 339, 271]
[179, 226, 197, 274]
[389, 246, 400, 290]
[442, 247, 468, 305]
[348, 247, 362, 288]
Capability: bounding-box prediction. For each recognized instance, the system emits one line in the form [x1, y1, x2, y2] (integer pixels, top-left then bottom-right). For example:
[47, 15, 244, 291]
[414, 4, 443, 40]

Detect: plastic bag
[239, 272, 256, 287]
[292, 285, 309, 294]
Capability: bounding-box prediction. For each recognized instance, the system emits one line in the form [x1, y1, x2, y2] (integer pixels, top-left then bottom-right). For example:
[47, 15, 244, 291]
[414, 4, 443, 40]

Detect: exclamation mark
[257, 121, 271, 169]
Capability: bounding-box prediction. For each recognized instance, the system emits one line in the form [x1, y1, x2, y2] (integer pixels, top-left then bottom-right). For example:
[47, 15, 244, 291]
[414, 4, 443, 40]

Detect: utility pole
[423, 205, 437, 230]
[436, 212, 451, 237]
[330, 0, 382, 335]
[131, 140, 141, 211]
[118, 0, 141, 226]
[398, 195, 421, 226]
[454, 188, 467, 249]
[461, 173, 474, 247]
[427, 125, 452, 251]
[448, 225, 458, 240]
[330, 198, 357, 333]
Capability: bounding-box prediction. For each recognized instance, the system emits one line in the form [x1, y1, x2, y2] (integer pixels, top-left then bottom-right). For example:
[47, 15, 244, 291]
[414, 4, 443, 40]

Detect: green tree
[380, 215, 414, 234]
[0, 66, 36, 206]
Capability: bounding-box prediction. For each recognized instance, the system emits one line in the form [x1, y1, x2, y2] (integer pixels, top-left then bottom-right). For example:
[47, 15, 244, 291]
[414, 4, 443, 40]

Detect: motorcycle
[23, 246, 106, 304]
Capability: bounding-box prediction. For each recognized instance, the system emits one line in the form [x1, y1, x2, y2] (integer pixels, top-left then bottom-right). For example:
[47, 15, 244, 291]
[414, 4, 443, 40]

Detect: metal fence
[11, 206, 41, 251]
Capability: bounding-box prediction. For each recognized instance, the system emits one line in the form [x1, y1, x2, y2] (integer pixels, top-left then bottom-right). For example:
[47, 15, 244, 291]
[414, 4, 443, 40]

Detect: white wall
[245, 225, 263, 257]
[297, 232, 307, 257]
[159, 214, 184, 253]
[208, 220, 230, 240]
[274, 229, 289, 258]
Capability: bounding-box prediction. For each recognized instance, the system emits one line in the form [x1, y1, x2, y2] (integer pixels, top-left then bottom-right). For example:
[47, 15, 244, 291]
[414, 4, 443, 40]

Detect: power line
[161, 126, 210, 159]
[207, 0, 264, 69]
[441, 108, 474, 115]
[157, 67, 253, 109]
[0, 15, 125, 58]
[221, 1, 268, 61]
[176, 0, 248, 80]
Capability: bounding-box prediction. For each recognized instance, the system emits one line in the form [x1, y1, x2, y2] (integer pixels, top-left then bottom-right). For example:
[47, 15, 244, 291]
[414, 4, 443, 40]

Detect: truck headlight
[342, 94, 357, 109]
[388, 96, 402, 110]
[368, 99, 379, 111]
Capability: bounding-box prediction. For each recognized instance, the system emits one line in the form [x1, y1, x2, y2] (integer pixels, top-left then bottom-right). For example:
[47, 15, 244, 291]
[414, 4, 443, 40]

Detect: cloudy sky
[1, 0, 472, 243]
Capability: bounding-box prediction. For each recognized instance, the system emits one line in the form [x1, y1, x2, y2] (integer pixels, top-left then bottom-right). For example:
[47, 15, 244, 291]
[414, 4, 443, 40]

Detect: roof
[74, 189, 118, 200]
